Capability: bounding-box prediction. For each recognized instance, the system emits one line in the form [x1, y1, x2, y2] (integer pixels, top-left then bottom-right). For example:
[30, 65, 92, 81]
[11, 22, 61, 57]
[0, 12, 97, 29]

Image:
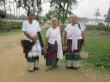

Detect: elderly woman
[45, 17, 63, 71]
[22, 10, 41, 72]
[64, 15, 86, 69]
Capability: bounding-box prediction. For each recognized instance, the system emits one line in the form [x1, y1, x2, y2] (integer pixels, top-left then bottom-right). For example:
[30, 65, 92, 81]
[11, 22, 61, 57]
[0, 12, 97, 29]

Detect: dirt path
[0, 33, 110, 82]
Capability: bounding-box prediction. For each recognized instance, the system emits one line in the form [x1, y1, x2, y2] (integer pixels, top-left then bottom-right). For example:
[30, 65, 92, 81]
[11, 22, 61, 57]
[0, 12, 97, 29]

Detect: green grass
[81, 30, 110, 73]
[0, 29, 21, 36]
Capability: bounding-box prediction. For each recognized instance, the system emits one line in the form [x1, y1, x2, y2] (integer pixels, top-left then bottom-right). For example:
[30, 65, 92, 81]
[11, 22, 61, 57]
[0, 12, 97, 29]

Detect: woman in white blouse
[45, 17, 63, 71]
[64, 15, 86, 69]
[22, 10, 41, 72]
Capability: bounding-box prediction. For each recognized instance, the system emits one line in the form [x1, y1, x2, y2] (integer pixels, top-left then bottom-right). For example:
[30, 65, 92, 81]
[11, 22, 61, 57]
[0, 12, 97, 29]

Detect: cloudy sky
[0, 0, 110, 19]
[73, 0, 110, 19]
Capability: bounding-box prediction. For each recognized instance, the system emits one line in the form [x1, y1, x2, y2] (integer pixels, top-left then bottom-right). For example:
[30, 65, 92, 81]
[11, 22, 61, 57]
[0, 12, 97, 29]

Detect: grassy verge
[81, 30, 110, 73]
[0, 29, 21, 36]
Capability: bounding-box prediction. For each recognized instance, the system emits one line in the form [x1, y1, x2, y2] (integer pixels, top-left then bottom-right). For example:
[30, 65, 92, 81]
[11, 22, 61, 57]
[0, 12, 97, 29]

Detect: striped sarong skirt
[46, 41, 58, 68]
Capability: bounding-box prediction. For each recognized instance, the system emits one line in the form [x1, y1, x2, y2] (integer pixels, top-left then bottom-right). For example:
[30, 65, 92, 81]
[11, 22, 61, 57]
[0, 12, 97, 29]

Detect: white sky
[0, 0, 110, 19]
[73, 0, 110, 19]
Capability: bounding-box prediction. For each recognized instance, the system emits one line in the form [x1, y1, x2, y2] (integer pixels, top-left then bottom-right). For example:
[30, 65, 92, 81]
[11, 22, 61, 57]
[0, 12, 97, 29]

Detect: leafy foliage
[46, 0, 77, 25]
[86, 24, 110, 31]
[0, 21, 22, 32]
[16, 0, 42, 14]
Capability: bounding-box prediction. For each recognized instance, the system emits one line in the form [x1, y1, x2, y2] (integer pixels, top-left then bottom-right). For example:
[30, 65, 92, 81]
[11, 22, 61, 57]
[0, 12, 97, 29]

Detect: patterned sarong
[65, 39, 82, 68]
[46, 41, 58, 68]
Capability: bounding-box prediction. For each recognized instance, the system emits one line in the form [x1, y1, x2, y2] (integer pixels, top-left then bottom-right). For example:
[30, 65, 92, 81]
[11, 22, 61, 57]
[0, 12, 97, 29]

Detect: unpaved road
[0, 33, 110, 82]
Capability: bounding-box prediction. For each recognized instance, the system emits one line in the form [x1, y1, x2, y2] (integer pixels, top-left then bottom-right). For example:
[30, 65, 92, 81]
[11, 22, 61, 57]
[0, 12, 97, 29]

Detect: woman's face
[28, 12, 35, 20]
[71, 16, 78, 24]
[51, 20, 58, 28]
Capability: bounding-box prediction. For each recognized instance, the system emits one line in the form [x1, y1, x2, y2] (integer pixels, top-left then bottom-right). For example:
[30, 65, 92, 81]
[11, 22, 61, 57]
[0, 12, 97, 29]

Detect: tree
[16, 0, 42, 21]
[95, 9, 101, 21]
[0, 0, 6, 28]
[105, 8, 110, 26]
[16, 0, 42, 14]
[0, 0, 7, 15]
[15, 0, 78, 24]
[46, 0, 77, 25]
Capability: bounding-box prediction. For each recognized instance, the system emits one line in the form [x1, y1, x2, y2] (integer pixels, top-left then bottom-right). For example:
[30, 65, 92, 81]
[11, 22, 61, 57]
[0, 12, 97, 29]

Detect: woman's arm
[23, 31, 33, 40]
[23, 31, 37, 43]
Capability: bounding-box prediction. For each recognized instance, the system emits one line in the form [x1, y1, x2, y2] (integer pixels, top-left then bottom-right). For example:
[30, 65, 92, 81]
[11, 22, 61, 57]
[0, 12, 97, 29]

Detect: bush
[0, 21, 22, 32]
[86, 24, 110, 31]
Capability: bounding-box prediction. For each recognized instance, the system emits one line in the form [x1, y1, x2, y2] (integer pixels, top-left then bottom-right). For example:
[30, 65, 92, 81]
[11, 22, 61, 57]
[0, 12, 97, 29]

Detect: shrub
[86, 24, 110, 31]
[0, 21, 22, 32]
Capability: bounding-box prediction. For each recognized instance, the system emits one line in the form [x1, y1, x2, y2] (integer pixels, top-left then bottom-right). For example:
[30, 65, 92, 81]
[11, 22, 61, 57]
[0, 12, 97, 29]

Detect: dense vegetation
[0, 21, 22, 32]
[87, 23, 110, 31]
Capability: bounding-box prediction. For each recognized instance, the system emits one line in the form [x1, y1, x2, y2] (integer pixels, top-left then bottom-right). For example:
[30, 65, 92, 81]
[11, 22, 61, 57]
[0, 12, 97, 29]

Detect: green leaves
[16, 0, 42, 13]
[46, 0, 77, 25]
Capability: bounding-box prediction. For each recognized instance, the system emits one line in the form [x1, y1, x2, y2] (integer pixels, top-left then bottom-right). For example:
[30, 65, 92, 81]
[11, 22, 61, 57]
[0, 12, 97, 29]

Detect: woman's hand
[31, 35, 39, 43]
[34, 35, 39, 40]
[31, 37, 36, 44]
